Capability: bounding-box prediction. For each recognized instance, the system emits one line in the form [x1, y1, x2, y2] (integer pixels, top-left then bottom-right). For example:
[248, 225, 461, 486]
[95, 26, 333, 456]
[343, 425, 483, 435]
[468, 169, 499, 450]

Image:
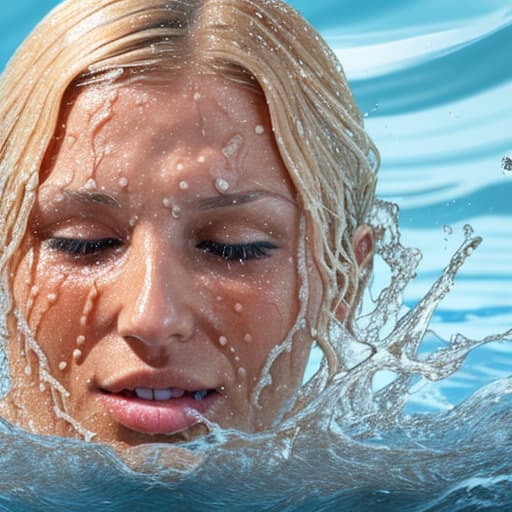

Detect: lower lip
[98, 392, 219, 435]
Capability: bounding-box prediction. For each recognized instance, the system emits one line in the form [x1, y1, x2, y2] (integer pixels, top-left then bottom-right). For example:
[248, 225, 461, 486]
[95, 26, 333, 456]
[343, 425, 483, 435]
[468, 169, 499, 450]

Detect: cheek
[12, 254, 95, 367]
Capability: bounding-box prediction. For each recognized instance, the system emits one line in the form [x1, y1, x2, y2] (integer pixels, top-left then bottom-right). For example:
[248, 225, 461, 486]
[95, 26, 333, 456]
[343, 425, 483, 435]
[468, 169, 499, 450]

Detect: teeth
[171, 388, 185, 398]
[133, 387, 208, 401]
[135, 387, 154, 400]
[194, 390, 208, 401]
[154, 388, 173, 401]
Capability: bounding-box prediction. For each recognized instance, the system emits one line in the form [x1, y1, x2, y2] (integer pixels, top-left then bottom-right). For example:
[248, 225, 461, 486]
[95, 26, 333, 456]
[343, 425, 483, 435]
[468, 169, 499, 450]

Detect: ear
[352, 224, 374, 270]
[334, 224, 374, 322]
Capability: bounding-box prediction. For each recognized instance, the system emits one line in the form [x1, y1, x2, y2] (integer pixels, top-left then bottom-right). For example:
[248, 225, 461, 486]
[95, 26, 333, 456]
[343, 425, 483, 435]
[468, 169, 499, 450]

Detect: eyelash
[47, 238, 277, 262]
[47, 238, 122, 256]
[196, 241, 277, 261]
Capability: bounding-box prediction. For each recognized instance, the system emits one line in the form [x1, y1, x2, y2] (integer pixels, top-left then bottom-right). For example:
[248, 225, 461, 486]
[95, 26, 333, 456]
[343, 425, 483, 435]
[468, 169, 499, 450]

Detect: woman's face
[6, 74, 316, 447]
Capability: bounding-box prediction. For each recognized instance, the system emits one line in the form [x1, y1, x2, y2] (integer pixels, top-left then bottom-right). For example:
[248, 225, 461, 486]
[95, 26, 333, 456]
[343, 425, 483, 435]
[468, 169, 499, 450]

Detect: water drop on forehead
[179, 180, 189, 190]
[218, 336, 228, 347]
[118, 176, 128, 189]
[234, 303, 243, 313]
[255, 125, 265, 135]
[176, 162, 185, 172]
[58, 361, 67, 371]
[73, 349, 82, 361]
[215, 178, 230, 193]
[83, 178, 97, 191]
[162, 197, 172, 208]
[171, 205, 181, 219]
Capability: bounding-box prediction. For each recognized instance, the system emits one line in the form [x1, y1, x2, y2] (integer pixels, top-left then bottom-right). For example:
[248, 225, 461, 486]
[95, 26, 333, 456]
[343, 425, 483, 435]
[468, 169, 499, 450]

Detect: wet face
[6, 75, 314, 447]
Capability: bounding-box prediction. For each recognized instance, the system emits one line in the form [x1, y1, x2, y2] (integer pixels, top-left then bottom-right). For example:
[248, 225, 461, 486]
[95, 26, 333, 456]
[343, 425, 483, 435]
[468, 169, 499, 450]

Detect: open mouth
[114, 387, 216, 402]
[98, 386, 221, 435]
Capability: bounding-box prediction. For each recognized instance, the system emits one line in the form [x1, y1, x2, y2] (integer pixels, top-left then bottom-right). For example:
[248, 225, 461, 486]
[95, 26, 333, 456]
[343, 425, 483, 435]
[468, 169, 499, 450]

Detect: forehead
[41, 73, 296, 199]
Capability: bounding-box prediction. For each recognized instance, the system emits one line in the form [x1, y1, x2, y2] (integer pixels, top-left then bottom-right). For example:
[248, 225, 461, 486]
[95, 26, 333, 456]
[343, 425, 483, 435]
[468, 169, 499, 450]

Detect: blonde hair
[0, 0, 379, 377]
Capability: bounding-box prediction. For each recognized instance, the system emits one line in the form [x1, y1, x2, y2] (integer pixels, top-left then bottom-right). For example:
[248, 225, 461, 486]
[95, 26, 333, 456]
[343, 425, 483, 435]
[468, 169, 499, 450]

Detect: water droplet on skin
[80, 315, 87, 327]
[47, 293, 57, 303]
[83, 178, 97, 191]
[215, 178, 230, 193]
[230, 347, 236, 354]
[76, 335, 85, 346]
[162, 197, 172, 208]
[118, 177, 128, 189]
[216, 296, 224, 302]
[255, 125, 265, 135]
[24, 365, 31, 376]
[176, 162, 185, 172]
[179, 180, 189, 190]
[171, 206, 181, 219]
[237, 367, 247, 379]
[30, 286, 39, 297]
[244, 334, 252, 343]
[54, 193, 65, 203]
[73, 349, 82, 362]
[234, 303, 243, 313]
[58, 361, 67, 371]
[193, 92, 201, 101]
[219, 336, 228, 347]
[222, 134, 243, 159]
[235, 356, 240, 363]
[39, 382, 46, 393]
[197, 155, 206, 163]
[129, 215, 138, 227]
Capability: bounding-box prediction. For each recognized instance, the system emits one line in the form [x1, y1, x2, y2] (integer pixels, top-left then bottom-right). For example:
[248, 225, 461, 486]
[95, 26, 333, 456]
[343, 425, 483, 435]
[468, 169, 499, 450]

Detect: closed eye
[196, 241, 277, 262]
[47, 238, 122, 256]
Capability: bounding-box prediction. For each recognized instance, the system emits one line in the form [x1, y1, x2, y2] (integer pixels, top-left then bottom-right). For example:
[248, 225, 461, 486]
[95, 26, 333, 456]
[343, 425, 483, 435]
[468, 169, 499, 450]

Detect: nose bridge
[119, 226, 194, 346]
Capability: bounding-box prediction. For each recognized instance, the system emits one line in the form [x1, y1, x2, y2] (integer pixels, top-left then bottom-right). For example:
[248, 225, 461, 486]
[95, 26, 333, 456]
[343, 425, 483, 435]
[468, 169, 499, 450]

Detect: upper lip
[96, 370, 220, 394]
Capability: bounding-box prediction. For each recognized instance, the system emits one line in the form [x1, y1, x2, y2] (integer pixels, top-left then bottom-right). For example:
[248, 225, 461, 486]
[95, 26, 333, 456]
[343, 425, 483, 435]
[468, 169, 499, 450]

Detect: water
[1, 0, 511, 510]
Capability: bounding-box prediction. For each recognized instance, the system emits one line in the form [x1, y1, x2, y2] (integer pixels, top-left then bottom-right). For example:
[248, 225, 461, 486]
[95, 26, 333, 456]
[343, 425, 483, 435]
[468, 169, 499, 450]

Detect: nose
[117, 227, 195, 359]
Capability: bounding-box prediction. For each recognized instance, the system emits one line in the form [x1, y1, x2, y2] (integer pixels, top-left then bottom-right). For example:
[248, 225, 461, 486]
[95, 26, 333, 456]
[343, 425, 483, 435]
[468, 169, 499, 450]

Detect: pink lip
[98, 391, 219, 435]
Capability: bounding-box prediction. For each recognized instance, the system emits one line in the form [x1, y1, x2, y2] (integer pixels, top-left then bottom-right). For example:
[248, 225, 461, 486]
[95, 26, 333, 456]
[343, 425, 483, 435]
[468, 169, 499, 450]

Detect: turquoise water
[1, 1, 511, 510]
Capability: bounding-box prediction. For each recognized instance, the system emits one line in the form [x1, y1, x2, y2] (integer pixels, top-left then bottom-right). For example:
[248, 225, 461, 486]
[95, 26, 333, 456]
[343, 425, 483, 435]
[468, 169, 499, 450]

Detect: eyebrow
[63, 190, 121, 208]
[191, 191, 296, 210]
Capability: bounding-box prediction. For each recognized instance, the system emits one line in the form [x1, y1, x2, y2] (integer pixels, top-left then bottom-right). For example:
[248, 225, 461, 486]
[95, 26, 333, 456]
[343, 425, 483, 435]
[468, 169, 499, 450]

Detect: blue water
[1, 0, 511, 510]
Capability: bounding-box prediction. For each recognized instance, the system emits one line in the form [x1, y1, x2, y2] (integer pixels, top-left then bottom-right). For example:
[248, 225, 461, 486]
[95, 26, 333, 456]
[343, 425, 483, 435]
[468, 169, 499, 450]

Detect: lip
[96, 371, 222, 435]
[97, 390, 220, 435]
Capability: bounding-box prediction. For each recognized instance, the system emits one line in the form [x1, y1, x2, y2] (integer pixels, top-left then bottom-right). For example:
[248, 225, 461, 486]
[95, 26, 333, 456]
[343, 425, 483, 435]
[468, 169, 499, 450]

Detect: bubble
[244, 334, 252, 343]
[501, 156, 512, 173]
[118, 177, 128, 189]
[83, 178, 97, 191]
[218, 336, 228, 347]
[58, 361, 67, 371]
[234, 303, 243, 313]
[255, 125, 265, 135]
[73, 349, 82, 362]
[442, 224, 453, 236]
[463, 224, 474, 240]
[76, 335, 85, 346]
[215, 178, 230, 193]
[162, 197, 172, 208]
[179, 180, 189, 190]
